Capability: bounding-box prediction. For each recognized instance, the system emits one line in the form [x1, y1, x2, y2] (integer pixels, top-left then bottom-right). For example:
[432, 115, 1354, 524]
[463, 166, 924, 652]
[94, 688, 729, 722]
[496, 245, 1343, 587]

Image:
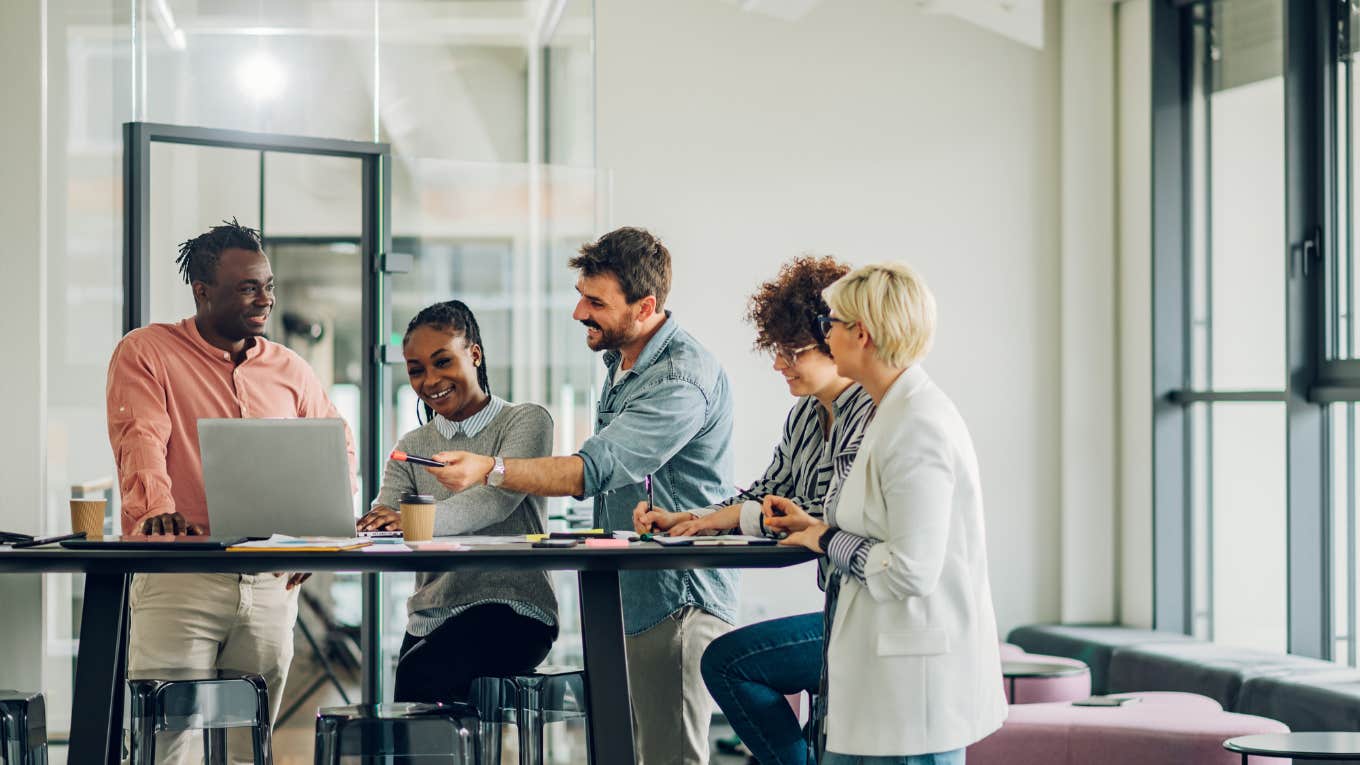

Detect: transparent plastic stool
[0, 690, 47, 765]
[469, 667, 586, 765]
[126, 669, 273, 765]
[314, 703, 480, 765]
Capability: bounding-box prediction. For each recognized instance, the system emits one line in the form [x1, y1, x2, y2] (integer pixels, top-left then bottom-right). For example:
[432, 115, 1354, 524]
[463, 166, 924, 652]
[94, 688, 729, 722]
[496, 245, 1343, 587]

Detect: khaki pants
[127, 573, 299, 765]
[624, 606, 732, 765]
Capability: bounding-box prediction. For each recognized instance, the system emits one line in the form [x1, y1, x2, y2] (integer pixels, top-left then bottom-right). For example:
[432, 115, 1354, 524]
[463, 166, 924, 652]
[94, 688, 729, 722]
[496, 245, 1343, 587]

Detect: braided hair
[404, 300, 491, 424]
[175, 218, 263, 285]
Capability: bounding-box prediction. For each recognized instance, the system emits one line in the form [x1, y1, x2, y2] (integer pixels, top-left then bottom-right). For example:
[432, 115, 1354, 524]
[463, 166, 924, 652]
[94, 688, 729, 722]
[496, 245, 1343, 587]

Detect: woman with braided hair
[357, 300, 559, 702]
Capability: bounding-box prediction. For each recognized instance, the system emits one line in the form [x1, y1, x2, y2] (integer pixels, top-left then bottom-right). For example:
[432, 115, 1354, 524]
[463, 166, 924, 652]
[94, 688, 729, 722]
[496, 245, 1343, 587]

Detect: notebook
[226, 534, 372, 552]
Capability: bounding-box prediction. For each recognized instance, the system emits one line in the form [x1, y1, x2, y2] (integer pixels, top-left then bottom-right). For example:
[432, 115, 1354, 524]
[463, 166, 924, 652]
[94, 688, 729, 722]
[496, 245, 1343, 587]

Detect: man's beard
[582, 318, 633, 351]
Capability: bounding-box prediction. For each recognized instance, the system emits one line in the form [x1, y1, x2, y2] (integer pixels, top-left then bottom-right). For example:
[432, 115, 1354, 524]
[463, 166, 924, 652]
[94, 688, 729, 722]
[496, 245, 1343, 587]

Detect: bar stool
[0, 690, 47, 765]
[314, 703, 480, 765]
[127, 669, 273, 765]
[469, 666, 586, 765]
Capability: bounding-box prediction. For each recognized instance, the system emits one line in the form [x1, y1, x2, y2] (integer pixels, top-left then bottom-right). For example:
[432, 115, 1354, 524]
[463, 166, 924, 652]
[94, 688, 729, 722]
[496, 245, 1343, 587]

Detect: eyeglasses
[815, 315, 855, 335]
[770, 343, 819, 366]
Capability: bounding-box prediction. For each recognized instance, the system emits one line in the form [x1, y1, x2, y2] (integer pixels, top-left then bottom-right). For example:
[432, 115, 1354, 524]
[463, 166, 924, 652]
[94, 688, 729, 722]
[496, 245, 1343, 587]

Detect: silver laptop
[199, 418, 356, 538]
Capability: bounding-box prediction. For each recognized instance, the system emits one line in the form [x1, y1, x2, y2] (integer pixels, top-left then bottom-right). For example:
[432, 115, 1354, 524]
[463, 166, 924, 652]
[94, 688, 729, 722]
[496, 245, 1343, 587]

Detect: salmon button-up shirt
[107, 317, 357, 535]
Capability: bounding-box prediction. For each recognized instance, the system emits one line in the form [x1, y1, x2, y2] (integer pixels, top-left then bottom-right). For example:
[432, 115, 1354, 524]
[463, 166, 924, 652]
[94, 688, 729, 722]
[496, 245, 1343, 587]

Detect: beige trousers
[127, 573, 300, 765]
[624, 606, 732, 765]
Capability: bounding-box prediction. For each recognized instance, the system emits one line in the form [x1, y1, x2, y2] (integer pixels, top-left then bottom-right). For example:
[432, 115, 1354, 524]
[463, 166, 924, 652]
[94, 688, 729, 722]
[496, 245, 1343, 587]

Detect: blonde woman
[764, 263, 1006, 764]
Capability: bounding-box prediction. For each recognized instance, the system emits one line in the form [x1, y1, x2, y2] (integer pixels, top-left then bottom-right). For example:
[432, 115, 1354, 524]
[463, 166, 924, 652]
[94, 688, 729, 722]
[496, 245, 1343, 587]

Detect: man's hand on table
[357, 505, 402, 532]
[139, 512, 205, 536]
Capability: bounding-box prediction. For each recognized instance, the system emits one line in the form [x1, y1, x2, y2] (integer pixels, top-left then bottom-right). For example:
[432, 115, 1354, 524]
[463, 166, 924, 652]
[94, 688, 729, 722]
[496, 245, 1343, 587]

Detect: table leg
[1008, 677, 1016, 704]
[68, 572, 129, 765]
[577, 570, 636, 765]
[360, 572, 382, 704]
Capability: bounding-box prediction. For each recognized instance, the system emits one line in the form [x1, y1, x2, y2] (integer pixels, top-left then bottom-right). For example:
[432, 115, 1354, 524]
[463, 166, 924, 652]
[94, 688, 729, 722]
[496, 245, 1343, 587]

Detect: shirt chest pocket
[233, 376, 303, 419]
[596, 394, 626, 432]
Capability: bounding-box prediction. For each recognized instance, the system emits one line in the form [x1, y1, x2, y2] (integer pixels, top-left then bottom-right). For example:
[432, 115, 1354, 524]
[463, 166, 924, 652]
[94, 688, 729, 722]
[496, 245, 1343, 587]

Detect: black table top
[1001, 660, 1087, 678]
[0, 541, 816, 574]
[1224, 732, 1360, 758]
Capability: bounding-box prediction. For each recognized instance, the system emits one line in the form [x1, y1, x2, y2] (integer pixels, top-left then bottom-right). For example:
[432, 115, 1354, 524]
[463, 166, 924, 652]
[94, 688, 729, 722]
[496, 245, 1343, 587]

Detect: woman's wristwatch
[818, 525, 839, 553]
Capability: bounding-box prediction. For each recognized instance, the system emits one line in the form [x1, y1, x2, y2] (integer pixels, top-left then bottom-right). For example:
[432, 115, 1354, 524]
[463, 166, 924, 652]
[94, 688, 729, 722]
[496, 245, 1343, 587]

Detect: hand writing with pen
[762, 496, 829, 553]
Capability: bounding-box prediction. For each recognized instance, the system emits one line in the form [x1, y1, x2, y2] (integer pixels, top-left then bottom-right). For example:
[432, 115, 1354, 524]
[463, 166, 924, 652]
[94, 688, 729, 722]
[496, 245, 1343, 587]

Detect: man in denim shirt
[430, 227, 737, 764]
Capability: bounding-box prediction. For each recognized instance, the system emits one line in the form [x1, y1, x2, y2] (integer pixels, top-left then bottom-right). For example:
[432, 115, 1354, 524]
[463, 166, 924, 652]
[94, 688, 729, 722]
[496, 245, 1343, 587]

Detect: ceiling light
[237, 52, 285, 101]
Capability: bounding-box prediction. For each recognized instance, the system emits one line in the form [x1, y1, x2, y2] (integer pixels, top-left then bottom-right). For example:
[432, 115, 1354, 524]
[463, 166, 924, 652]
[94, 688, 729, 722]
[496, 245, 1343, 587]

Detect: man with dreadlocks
[106, 219, 356, 762]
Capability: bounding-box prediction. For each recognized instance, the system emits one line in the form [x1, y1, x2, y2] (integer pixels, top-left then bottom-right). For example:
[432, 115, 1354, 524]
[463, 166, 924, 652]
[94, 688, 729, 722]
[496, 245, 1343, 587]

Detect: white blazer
[824, 365, 1006, 756]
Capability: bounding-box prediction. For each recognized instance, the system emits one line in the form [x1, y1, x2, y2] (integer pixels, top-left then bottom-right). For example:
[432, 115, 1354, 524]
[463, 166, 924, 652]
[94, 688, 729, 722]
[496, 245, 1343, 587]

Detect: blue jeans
[821, 751, 965, 765]
[701, 612, 823, 765]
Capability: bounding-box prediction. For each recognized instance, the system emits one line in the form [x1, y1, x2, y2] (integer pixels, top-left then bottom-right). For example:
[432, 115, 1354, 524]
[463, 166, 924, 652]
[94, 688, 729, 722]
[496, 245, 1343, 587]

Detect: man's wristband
[818, 525, 839, 554]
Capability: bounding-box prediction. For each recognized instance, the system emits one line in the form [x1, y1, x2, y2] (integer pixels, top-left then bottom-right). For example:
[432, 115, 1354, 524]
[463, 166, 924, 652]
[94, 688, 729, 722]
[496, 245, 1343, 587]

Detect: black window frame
[122, 121, 395, 697]
[1150, 0, 1335, 658]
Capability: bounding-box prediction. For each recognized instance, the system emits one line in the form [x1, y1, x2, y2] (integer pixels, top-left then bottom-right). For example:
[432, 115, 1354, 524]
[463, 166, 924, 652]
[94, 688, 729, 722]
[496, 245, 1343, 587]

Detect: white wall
[1060, 0, 1118, 623]
[596, 0, 1067, 633]
[1118, 0, 1154, 629]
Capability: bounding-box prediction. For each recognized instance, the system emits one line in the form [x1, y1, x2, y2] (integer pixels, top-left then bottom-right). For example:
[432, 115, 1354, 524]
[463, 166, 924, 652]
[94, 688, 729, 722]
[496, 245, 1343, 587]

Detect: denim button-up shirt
[575, 312, 738, 634]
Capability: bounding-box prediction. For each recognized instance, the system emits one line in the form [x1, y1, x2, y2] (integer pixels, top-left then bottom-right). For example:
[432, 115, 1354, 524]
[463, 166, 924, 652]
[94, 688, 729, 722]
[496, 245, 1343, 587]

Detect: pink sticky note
[584, 538, 630, 548]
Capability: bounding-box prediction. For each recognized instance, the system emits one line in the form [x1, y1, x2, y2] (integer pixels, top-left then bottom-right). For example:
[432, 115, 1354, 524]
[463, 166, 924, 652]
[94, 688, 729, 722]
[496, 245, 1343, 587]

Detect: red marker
[390, 449, 445, 468]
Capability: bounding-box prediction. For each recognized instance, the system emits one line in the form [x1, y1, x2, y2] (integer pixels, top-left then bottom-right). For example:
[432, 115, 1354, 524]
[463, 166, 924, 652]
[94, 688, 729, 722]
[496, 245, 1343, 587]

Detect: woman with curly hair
[632, 255, 876, 765]
[633, 255, 874, 539]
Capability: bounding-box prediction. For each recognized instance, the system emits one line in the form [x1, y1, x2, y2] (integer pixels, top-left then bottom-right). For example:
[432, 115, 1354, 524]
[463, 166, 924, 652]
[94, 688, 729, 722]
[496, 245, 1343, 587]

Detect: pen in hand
[644, 475, 654, 532]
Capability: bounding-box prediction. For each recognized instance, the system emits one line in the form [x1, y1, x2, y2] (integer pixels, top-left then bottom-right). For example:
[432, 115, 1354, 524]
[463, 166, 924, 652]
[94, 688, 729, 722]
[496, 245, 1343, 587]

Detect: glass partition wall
[42, 0, 597, 757]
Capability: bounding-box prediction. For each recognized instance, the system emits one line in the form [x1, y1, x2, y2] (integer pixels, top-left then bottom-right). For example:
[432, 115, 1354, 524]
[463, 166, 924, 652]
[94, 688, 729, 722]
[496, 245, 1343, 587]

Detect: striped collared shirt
[431, 395, 505, 440]
[695, 384, 875, 538]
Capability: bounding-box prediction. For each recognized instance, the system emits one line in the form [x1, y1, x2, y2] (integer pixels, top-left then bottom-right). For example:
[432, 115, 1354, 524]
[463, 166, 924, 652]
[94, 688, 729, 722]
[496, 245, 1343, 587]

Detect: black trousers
[395, 603, 558, 703]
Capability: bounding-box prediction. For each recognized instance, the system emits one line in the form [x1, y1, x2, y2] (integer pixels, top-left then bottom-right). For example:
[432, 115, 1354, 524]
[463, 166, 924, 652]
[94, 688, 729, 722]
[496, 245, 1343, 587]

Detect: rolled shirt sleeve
[106, 337, 177, 531]
[575, 378, 710, 498]
[825, 528, 874, 583]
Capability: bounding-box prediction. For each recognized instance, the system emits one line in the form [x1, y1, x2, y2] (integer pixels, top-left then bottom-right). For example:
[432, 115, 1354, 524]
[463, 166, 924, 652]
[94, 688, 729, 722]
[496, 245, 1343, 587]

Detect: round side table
[1000, 660, 1086, 704]
[1224, 732, 1360, 763]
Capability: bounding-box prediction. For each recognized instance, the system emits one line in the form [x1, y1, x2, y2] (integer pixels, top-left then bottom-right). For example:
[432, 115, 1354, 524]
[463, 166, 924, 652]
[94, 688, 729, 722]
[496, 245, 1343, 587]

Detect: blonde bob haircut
[823, 262, 937, 368]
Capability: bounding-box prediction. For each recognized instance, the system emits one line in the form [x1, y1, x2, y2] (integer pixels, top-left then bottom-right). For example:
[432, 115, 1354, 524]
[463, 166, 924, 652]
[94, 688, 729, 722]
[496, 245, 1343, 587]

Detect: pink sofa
[967, 691, 1290, 765]
[1002, 643, 1093, 704]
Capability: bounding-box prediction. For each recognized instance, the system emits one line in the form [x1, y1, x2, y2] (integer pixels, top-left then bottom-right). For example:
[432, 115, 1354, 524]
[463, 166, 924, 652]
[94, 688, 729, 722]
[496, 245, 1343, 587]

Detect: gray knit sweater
[373, 401, 558, 627]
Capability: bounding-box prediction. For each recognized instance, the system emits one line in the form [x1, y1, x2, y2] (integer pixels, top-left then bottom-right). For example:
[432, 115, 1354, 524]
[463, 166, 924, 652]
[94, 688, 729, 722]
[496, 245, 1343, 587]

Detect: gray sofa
[1009, 623, 1360, 732]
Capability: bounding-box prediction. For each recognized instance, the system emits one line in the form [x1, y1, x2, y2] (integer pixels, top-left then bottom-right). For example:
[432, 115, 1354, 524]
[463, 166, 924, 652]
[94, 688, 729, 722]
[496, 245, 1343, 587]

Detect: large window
[1153, 0, 1340, 660]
